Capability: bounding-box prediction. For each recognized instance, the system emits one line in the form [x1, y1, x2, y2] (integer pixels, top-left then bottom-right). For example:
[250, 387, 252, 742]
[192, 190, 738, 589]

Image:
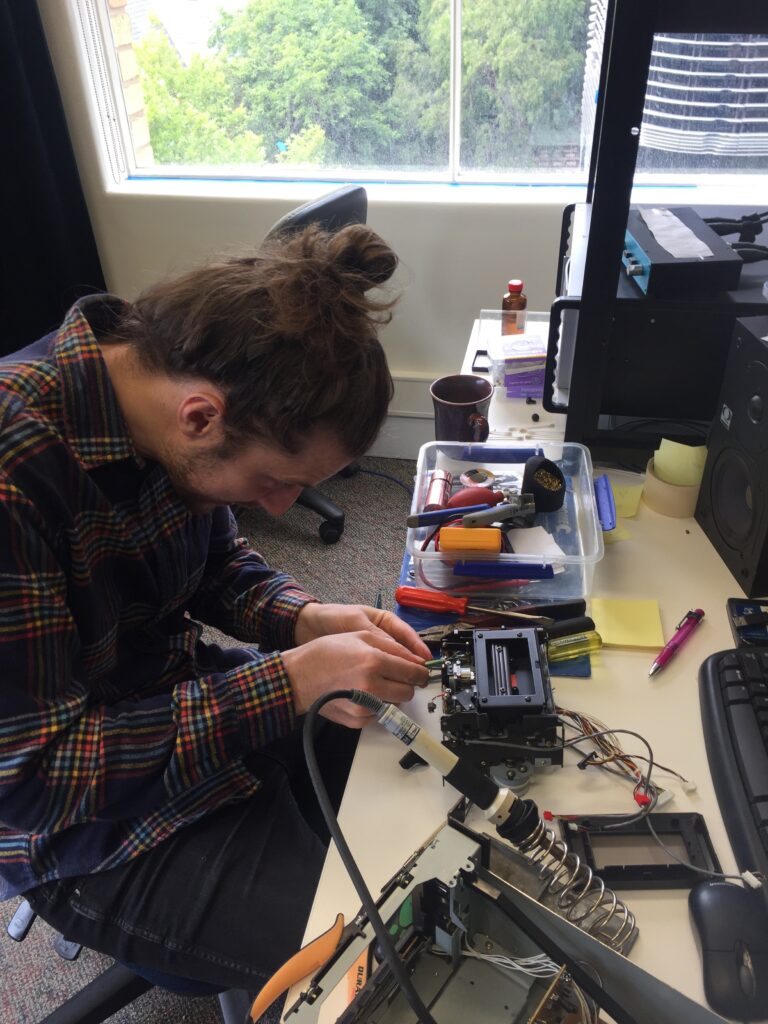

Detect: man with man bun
[0, 224, 429, 993]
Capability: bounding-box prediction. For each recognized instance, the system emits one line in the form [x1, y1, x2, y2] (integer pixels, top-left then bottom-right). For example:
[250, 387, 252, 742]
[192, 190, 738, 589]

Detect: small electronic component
[726, 597, 768, 647]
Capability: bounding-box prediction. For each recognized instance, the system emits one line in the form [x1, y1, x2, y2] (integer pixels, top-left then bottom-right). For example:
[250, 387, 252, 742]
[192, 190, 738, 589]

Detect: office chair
[262, 184, 368, 544]
[6, 898, 253, 1023]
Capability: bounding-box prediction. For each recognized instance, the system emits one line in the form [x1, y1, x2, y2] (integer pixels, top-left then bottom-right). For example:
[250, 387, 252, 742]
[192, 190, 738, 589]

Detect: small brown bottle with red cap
[501, 279, 527, 335]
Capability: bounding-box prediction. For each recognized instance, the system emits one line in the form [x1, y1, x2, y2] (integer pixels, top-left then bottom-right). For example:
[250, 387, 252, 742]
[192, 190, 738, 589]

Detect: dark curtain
[1, 0, 106, 354]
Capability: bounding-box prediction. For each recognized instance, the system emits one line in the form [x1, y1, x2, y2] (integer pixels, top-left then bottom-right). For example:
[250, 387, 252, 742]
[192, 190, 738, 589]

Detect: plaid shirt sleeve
[187, 506, 318, 651]
[0, 486, 298, 840]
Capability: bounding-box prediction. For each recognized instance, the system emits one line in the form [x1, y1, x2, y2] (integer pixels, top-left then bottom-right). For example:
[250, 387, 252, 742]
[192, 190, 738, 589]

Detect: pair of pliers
[248, 913, 360, 1021]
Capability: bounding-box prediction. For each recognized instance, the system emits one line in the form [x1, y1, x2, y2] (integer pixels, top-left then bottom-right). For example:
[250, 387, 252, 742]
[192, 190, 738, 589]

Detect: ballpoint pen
[648, 609, 705, 677]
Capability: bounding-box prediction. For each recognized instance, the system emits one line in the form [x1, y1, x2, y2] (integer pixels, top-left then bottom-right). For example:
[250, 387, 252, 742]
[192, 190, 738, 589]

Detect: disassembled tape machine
[283, 819, 721, 1024]
[284, 822, 598, 1024]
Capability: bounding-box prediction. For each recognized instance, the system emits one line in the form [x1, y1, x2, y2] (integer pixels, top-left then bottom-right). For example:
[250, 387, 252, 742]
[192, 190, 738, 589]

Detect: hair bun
[327, 224, 398, 288]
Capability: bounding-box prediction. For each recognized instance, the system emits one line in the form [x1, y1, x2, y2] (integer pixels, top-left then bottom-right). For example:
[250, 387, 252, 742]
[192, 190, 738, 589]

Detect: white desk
[287, 338, 744, 1022]
[293, 501, 739, 1020]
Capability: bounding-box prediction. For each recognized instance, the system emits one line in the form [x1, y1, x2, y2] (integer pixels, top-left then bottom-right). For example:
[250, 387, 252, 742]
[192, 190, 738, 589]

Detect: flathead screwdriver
[394, 586, 553, 624]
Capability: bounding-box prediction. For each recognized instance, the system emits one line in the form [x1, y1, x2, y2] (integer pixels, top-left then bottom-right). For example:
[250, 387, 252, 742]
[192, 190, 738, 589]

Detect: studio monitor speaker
[695, 315, 768, 596]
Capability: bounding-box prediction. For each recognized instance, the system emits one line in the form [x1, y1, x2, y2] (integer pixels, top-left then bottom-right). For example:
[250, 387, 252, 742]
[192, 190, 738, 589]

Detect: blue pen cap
[593, 475, 617, 532]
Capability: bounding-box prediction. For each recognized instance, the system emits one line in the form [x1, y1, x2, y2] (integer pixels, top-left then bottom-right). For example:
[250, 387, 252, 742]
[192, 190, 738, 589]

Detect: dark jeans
[23, 722, 358, 992]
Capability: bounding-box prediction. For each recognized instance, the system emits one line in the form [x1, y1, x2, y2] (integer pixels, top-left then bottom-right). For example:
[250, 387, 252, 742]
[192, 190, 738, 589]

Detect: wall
[39, 1, 574, 456]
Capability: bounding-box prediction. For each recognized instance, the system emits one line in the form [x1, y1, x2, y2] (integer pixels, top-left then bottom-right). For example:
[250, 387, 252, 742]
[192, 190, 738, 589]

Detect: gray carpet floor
[0, 456, 415, 1024]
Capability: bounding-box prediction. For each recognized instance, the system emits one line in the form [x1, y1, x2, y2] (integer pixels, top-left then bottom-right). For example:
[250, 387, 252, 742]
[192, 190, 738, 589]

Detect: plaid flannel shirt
[0, 296, 315, 899]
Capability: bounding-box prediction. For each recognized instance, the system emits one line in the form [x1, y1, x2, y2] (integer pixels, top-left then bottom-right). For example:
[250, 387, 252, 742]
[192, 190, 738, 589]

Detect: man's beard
[159, 444, 228, 514]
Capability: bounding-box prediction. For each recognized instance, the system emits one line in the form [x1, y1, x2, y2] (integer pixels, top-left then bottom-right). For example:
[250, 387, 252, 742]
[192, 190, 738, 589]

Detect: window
[582, 1, 768, 184]
[82, 0, 768, 185]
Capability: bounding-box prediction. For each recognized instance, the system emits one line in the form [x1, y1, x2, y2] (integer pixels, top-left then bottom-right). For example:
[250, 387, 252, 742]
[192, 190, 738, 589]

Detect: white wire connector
[681, 779, 698, 793]
[654, 788, 675, 809]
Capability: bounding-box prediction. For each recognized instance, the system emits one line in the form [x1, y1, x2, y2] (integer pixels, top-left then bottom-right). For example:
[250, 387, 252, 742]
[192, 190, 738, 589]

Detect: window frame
[81, 0, 597, 188]
[75, 0, 768, 204]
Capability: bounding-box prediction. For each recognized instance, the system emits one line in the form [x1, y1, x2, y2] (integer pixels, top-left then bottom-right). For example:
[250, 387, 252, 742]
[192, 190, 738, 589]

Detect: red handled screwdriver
[394, 586, 553, 624]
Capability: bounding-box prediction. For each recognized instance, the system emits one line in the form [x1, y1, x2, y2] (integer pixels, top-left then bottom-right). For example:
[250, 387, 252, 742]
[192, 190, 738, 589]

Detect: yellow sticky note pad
[612, 485, 644, 519]
[590, 597, 664, 649]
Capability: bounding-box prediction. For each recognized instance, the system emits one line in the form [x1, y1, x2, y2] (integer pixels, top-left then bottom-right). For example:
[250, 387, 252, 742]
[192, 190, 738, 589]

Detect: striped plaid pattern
[0, 297, 315, 899]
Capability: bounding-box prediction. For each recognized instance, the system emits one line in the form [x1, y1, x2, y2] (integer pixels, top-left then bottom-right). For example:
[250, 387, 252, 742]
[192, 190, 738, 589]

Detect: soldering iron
[316, 688, 637, 954]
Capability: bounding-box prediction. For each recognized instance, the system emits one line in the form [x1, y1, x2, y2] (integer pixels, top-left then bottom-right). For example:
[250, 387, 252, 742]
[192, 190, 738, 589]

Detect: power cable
[303, 689, 439, 1024]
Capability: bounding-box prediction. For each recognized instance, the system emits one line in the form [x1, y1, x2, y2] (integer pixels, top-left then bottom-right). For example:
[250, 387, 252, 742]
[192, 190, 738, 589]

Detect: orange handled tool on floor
[394, 586, 553, 624]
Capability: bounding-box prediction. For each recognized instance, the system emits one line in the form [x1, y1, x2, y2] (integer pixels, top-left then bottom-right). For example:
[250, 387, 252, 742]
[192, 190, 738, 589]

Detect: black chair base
[296, 485, 345, 543]
[39, 962, 153, 1024]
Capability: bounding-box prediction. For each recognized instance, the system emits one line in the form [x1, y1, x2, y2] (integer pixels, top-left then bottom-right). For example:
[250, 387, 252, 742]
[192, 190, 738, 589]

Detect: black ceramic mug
[430, 374, 493, 442]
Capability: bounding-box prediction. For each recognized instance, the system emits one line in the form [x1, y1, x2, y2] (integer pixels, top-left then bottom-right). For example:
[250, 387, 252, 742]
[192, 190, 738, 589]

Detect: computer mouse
[688, 880, 768, 1021]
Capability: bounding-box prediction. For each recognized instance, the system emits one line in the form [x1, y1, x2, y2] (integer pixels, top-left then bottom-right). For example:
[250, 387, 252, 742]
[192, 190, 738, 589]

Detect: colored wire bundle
[555, 706, 658, 816]
[554, 706, 749, 884]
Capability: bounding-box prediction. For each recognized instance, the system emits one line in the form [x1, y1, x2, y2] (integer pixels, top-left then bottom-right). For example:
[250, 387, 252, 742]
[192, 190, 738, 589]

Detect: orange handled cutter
[394, 586, 553, 624]
[249, 913, 348, 1021]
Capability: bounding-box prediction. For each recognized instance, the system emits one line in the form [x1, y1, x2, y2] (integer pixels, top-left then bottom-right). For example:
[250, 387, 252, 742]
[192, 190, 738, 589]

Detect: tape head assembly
[433, 627, 563, 790]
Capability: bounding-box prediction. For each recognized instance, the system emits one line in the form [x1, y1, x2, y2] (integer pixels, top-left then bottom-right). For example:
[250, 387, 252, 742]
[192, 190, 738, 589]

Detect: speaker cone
[711, 448, 755, 550]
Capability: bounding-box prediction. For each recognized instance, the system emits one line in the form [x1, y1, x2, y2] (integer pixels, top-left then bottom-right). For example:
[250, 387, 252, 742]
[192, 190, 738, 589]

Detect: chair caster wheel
[319, 521, 342, 544]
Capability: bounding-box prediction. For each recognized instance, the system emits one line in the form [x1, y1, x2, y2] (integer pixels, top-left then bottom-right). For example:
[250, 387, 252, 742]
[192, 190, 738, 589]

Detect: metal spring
[515, 817, 638, 954]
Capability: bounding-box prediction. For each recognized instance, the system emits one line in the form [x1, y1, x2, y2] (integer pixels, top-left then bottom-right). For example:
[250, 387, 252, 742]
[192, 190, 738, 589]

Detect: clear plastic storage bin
[406, 441, 604, 601]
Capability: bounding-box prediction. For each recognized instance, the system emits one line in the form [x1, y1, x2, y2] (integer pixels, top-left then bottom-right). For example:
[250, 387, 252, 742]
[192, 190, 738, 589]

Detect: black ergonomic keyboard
[699, 648, 768, 879]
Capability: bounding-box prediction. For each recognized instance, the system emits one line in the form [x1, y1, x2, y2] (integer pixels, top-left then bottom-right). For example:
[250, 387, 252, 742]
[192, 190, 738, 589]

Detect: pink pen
[648, 609, 705, 677]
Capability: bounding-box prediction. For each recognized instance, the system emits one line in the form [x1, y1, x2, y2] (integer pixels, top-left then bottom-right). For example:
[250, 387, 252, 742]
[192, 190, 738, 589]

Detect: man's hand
[282, 626, 430, 728]
[294, 602, 432, 661]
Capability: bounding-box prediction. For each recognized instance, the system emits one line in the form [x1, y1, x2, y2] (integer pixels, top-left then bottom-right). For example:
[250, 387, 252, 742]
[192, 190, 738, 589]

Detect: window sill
[108, 174, 765, 210]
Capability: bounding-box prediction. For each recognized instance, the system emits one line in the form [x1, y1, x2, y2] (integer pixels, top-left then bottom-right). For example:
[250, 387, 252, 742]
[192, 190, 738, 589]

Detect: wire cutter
[248, 913, 362, 1021]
